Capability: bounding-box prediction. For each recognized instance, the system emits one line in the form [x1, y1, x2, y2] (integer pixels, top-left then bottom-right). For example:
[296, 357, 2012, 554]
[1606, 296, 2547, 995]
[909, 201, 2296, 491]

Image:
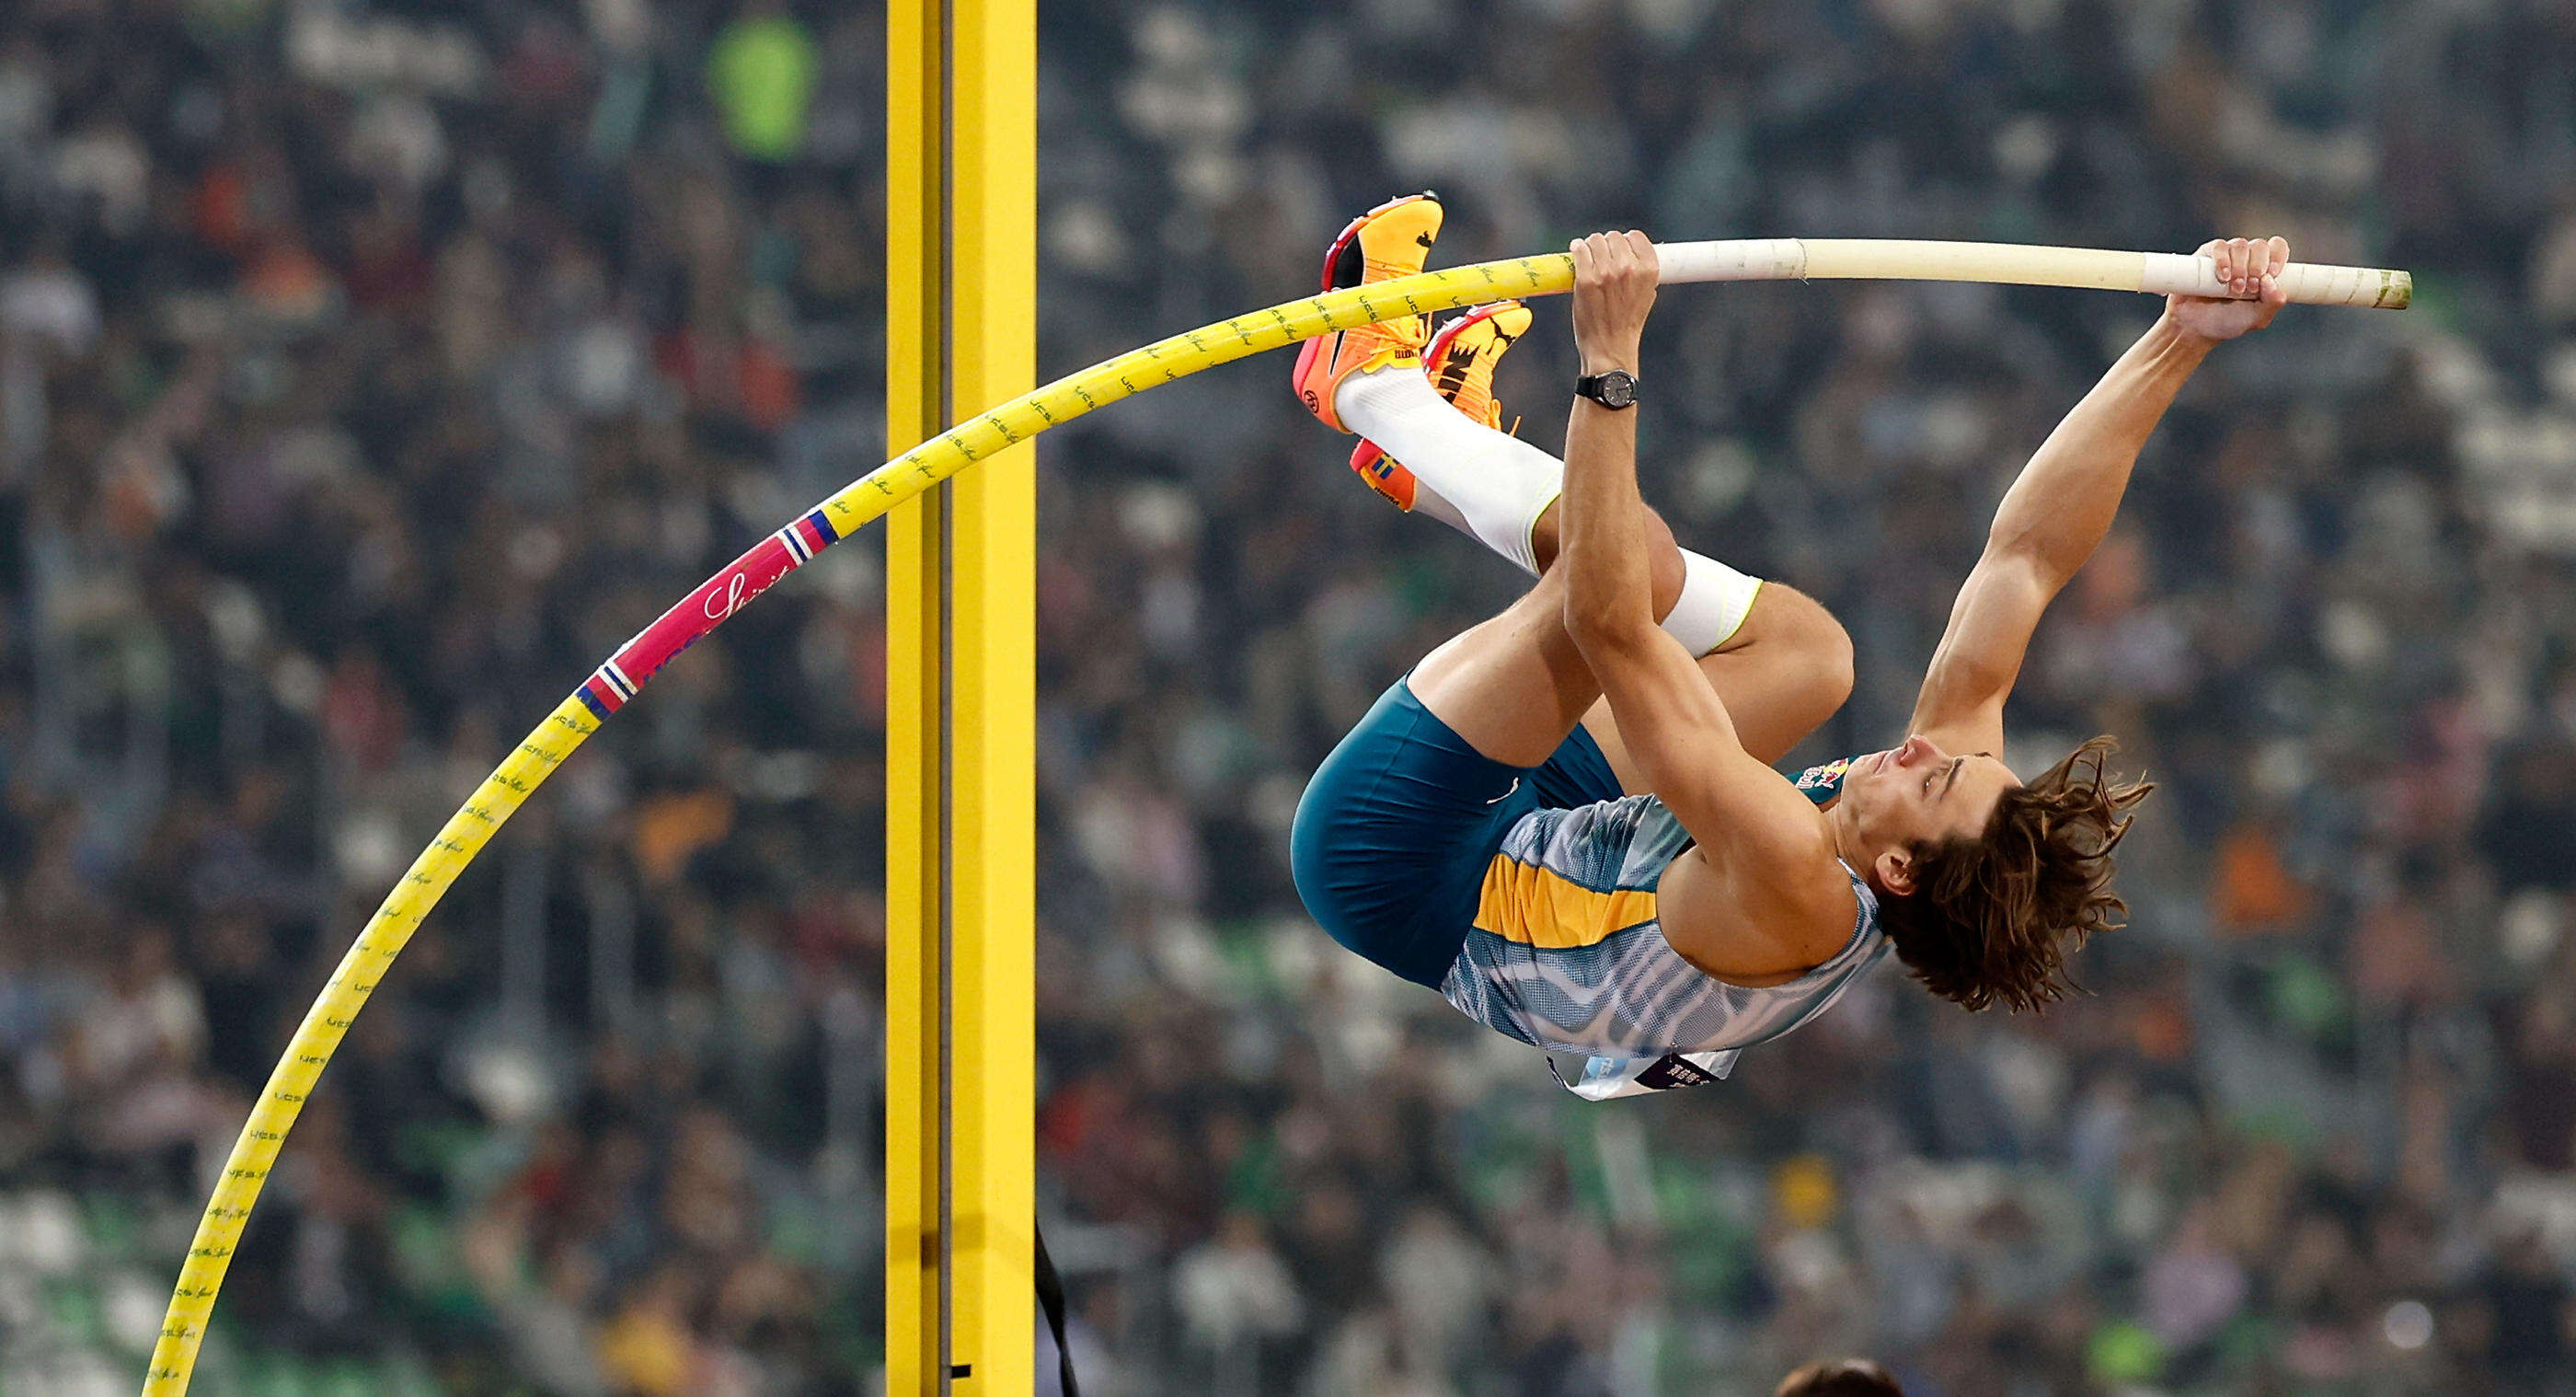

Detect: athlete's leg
[1345, 364, 1852, 768]
[1340, 363, 1763, 655]
[1520, 504, 1854, 775]
[1406, 553, 1635, 769]
[1298, 193, 1850, 771]
[1407, 516, 1844, 779]
[1578, 582, 1851, 780]
[1410, 569, 1844, 771]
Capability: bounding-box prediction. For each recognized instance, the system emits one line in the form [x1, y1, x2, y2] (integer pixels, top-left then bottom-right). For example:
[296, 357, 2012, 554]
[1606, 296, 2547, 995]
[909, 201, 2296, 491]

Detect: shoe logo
[1486, 778, 1521, 804]
[1417, 231, 1435, 250]
[1434, 344, 1478, 398]
[1303, 389, 1320, 413]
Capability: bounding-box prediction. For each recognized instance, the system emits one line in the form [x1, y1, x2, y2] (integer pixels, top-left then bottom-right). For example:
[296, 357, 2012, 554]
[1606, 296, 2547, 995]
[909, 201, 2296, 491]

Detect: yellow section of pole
[882, 0, 945, 1391]
[135, 698, 604, 1393]
[885, 0, 1033, 1391]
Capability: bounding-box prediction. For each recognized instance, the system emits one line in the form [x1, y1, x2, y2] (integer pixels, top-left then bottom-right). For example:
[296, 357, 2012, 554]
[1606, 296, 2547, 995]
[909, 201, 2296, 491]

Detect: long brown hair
[1874, 736, 2152, 1012]
[1775, 1358, 1904, 1395]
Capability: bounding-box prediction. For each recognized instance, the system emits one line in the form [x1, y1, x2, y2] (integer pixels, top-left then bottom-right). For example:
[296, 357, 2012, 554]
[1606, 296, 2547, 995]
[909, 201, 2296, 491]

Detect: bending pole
[138, 237, 2407, 1395]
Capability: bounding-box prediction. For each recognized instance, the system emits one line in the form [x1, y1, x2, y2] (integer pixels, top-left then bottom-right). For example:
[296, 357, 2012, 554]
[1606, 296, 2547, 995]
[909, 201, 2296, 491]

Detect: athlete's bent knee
[1765, 585, 1855, 716]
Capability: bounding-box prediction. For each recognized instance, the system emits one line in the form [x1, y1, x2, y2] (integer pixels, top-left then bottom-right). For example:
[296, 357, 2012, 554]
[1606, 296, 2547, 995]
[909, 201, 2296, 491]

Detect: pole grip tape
[1657, 237, 2410, 309]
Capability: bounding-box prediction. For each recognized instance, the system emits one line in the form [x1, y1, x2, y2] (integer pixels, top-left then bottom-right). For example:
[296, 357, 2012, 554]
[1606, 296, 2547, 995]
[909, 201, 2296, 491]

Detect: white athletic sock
[1337, 365, 1559, 573]
[1333, 364, 1762, 655]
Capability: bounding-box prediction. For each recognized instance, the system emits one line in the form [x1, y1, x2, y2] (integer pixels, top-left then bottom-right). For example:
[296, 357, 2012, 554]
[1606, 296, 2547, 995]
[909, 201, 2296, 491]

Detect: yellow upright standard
[886, 0, 1035, 1392]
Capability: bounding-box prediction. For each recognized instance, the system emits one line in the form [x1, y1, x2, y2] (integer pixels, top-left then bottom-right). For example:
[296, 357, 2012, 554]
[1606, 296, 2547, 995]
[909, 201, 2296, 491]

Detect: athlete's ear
[1874, 848, 1916, 897]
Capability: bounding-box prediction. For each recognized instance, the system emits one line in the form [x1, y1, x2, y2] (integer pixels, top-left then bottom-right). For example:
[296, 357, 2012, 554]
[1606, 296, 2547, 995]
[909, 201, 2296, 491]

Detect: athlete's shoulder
[1657, 816, 1854, 983]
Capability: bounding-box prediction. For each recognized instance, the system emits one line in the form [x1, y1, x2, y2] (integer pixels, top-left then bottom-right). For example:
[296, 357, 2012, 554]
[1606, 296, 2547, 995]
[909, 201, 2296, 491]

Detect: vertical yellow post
[886, 1, 1035, 1393]
[884, 1, 943, 1383]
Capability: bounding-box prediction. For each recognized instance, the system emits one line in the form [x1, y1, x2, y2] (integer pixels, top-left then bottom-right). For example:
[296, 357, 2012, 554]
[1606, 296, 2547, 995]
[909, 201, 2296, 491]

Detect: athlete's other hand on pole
[1571, 230, 1658, 375]
[2167, 236, 2290, 343]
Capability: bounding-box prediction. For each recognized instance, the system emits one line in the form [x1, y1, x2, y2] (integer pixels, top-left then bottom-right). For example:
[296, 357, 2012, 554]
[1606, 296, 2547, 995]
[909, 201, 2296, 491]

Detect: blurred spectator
[707, 2, 816, 165]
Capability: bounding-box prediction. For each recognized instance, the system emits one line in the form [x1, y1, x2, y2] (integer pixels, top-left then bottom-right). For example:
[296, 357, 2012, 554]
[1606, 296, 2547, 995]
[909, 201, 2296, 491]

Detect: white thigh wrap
[1663, 550, 1762, 656]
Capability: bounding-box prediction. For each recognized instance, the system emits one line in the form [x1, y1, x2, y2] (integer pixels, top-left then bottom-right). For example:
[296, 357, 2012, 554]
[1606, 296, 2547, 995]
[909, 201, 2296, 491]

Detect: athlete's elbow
[1979, 531, 2082, 596]
[1992, 513, 2092, 579]
[1564, 586, 1649, 650]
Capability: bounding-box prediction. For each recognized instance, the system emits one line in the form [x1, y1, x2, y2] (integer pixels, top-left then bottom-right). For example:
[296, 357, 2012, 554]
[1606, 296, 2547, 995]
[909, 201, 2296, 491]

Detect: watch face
[1600, 373, 1636, 408]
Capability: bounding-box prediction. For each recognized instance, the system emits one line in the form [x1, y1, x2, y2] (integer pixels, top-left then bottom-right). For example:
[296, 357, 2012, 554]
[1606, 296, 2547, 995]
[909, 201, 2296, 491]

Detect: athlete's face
[1845, 734, 2018, 895]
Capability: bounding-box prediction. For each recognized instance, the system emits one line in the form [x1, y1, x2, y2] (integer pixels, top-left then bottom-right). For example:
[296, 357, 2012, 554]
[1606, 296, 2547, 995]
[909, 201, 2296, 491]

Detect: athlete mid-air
[1287, 193, 2290, 1096]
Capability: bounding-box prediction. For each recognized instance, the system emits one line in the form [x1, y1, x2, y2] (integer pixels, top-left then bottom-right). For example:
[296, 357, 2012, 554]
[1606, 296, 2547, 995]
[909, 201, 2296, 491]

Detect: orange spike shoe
[1348, 299, 1533, 512]
[1291, 191, 1443, 433]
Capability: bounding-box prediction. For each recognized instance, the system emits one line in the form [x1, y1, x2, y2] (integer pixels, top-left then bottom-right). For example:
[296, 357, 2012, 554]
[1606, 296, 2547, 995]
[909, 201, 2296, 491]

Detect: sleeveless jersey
[1438, 770, 1889, 1100]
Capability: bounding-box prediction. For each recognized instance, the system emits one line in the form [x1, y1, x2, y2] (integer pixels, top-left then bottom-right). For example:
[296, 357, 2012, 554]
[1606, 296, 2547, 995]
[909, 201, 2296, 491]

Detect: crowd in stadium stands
[3, 0, 2576, 1392]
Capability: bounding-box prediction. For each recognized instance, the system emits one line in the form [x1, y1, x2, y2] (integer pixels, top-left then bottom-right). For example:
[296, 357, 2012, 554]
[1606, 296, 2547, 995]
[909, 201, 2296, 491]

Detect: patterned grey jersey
[1437, 792, 1890, 1097]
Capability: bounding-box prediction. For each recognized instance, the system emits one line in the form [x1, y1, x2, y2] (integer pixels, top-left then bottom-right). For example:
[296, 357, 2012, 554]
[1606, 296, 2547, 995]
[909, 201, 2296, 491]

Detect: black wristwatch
[1575, 369, 1639, 410]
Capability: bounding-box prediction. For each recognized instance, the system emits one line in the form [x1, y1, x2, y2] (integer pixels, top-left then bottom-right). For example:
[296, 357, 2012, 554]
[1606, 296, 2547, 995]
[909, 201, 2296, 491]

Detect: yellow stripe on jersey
[1474, 854, 1659, 949]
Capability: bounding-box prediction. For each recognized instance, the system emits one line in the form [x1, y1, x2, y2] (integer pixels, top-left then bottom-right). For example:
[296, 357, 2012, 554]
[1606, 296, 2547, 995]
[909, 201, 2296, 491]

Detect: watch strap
[1574, 369, 1639, 410]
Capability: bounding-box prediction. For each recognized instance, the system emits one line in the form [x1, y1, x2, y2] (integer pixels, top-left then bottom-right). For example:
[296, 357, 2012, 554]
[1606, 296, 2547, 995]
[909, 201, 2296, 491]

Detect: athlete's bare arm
[1910, 237, 2292, 758]
[1556, 232, 1853, 980]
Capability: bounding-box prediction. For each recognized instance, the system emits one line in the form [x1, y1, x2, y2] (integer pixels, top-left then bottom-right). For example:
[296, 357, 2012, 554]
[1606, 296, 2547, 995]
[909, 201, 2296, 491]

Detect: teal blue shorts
[1291, 678, 1626, 987]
